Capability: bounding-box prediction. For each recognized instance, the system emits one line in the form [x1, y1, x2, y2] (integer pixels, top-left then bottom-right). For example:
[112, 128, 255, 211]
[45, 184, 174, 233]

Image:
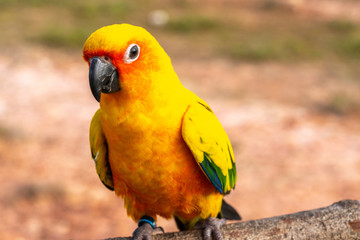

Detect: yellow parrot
[83, 24, 241, 240]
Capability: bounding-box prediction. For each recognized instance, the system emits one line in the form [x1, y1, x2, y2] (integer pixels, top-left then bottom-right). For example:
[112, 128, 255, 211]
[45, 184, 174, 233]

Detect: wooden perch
[105, 199, 360, 240]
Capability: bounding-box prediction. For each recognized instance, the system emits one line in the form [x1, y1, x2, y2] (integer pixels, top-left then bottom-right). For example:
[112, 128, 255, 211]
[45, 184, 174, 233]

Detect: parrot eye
[124, 44, 140, 64]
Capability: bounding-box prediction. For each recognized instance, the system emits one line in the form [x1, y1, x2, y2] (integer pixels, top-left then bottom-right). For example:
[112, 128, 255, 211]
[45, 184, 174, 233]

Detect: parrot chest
[100, 96, 220, 220]
[103, 107, 197, 196]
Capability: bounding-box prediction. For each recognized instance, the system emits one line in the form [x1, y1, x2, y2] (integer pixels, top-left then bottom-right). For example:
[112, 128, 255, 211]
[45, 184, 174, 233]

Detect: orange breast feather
[100, 93, 222, 222]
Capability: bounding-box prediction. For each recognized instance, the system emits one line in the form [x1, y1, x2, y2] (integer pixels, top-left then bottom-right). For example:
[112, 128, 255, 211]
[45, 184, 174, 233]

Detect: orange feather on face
[84, 24, 236, 230]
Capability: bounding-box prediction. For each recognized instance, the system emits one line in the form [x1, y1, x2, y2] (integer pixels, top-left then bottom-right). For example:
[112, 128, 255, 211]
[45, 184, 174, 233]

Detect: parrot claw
[132, 223, 164, 240]
[197, 217, 226, 240]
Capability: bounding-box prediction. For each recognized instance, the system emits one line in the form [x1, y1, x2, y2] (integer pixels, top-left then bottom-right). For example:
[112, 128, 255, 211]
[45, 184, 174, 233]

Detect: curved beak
[89, 57, 120, 102]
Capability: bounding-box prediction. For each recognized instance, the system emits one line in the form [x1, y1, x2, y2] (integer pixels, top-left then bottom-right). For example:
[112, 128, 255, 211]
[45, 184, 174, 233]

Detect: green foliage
[74, 1, 131, 21]
[167, 16, 220, 33]
[0, 0, 71, 8]
[257, 0, 289, 11]
[1, 0, 360, 63]
[0, 0, 132, 49]
[327, 19, 358, 34]
[226, 36, 318, 62]
[36, 27, 89, 48]
[335, 35, 360, 58]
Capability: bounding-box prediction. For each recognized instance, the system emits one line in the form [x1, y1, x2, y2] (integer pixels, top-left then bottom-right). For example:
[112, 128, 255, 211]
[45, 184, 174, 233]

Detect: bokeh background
[1, 0, 360, 239]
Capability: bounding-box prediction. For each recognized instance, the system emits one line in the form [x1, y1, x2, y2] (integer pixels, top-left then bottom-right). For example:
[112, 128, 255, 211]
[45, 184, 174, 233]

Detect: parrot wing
[182, 100, 236, 194]
[89, 109, 114, 191]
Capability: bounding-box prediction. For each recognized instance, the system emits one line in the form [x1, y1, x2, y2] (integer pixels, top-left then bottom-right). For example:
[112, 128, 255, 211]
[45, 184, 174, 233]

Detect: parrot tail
[174, 199, 241, 231]
[219, 199, 241, 220]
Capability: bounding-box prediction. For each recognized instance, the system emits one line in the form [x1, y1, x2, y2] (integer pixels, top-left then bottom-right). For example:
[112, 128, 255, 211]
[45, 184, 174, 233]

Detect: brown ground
[1, 2, 360, 240]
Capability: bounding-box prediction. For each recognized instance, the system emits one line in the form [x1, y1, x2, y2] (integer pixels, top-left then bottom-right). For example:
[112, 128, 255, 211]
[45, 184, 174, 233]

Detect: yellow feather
[182, 98, 236, 194]
[84, 24, 237, 227]
[90, 109, 114, 190]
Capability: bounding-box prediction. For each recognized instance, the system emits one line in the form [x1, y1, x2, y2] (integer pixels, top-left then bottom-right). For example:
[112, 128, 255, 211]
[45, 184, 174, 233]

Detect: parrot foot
[132, 222, 164, 240]
[197, 217, 226, 240]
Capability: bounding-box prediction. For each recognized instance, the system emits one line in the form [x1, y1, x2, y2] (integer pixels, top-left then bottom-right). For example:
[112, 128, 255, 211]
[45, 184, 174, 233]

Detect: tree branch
[105, 199, 360, 240]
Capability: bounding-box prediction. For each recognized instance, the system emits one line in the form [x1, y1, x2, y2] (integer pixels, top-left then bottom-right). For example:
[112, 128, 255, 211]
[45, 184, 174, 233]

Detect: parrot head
[83, 24, 177, 103]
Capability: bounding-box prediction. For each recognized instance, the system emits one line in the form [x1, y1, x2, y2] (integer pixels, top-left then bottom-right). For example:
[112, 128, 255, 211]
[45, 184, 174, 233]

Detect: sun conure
[83, 24, 241, 240]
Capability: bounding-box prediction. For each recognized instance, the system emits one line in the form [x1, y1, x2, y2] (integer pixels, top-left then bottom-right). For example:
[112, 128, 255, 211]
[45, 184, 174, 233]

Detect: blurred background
[0, 0, 360, 239]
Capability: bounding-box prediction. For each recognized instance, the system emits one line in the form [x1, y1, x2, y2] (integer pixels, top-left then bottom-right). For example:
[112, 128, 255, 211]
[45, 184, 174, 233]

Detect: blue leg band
[138, 215, 156, 229]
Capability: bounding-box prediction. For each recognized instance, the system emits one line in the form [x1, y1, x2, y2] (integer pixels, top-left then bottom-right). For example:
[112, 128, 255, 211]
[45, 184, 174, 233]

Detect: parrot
[83, 24, 241, 240]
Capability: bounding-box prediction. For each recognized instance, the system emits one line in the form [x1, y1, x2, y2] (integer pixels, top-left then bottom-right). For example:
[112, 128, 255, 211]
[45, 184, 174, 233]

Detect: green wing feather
[182, 100, 237, 194]
[89, 109, 114, 191]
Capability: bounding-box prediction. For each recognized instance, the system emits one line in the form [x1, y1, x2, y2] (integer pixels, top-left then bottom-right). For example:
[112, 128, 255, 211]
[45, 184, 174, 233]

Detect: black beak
[89, 57, 120, 102]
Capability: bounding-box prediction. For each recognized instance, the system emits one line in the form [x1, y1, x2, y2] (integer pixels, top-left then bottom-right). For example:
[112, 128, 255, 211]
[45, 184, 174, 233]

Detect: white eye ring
[124, 43, 140, 64]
